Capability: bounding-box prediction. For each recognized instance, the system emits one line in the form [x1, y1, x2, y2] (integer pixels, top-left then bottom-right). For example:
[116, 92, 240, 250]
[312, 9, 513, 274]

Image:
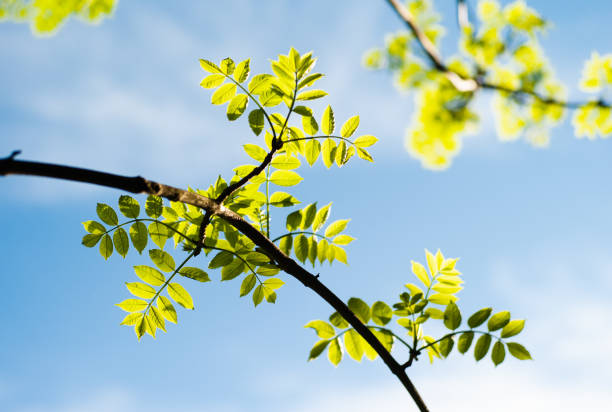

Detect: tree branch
[0, 153, 429, 411]
[385, 0, 609, 108]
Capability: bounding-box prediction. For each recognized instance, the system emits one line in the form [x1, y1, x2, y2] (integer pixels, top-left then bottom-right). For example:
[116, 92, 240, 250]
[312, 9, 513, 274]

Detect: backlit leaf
[220, 57, 235, 75]
[129, 222, 148, 254]
[82, 234, 102, 247]
[253, 284, 264, 306]
[487, 311, 511, 331]
[145, 195, 163, 219]
[179, 267, 210, 282]
[99, 234, 113, 260]
[324, 219, 349, 238]
[467, 307, 492, 328]
[200, 74, 225, 89]
[443, 302, 462, 330]
[353, 135, 378, 148]
[328, 338, 342, 366]
[96, 203, 118, 226]
[457, 331, 474, 354]
[308, 339, 330, 361]
[126, 282, 156, 299]
[296, 89, 327, 101]
[501, 319, 525, 338]
[167, 282, 194, 309]
[211, 83, 237, 105]
[340, 116, 360, 138]
[321, 105, 335, 135]
[227, 94, 248, 120]
[113, 228, 129, 258]
[304, 139, 321, 165]
[305, 320, 335, 339]
[149, 249, 175, 273]
[312, 203, 331, 232]
[116, 299, 148, 312]
[506, 342, 532, 360]
[269, 170, 303, 187]
[234, 58, 250, 83]
[491, 341, 505, 366]
[248, 109, 265, 136]
[148, 221, 170, 249]
[156, 296, 177, 323]
[344, 329, 364, 361]
[199, 59, 221, 73]
[243, 143, 267, 162]
[240, 274, 257, 297]
[371, 301, 393, 326]
[348, 297, 370, 323]
[474, 334, 492, 361]
[269, 192, 300, 207]
[82, 220, 106, 234]
[134, 265, 165, 286]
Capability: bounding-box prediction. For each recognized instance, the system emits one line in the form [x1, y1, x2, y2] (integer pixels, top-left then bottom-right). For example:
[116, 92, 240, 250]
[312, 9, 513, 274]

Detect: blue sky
[2, 1, 612, 411]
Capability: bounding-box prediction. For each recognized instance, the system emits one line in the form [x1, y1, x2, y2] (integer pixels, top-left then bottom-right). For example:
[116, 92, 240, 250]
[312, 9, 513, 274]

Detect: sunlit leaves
[234, 59, 251, 83]
[500, 319, 525, 338]
[116, 299, 148, 313]
[371, 301, 392, 326]
[167, 283, 194, 309]
[97, 203, 118, 226]
[304, 320, 335, 339]
[179, 267, 210, 283]
[474, 334, 492, 361]
[467, 308, 492, 328]
[248, 109, 265, 135]
[269, 170, 303, 187]
[145, 196, 163, 219]
[200, 59, 221, 74]
[506, 342, 532, 360]
[113, 228, 129, 257]
[443, 302, 461, 330]
[227, 94, 248, 120]
[296, 89, 327, 101]
[125, 282, 156, 299]
[487, 311, 511, 331]
[99, 234, 113, 260]
[149, 249, 175, 273]
[129, 222, 148, 254]
[212, 83, 237, 105]
[340, 116, 359, 138]
[348, 297, 370, 323]
[321, 105, 335, 135]
[491, 341, 505, 366]
[118, 195, 140, 218]
[134, 265, 166, 286]
[200, 74, 226, 89]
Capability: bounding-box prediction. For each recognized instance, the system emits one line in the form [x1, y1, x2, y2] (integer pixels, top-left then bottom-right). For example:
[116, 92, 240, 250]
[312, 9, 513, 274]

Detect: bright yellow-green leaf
[135, 316, 147, 340]
[120, 313, 142, 326]
[167, 282, 194, 309]
[298, 73, 323, 89]
[312, 203, 331, 232]
[149, 249, 175, 273]
[82, 220, 106, 234]
[371, 301, 393, 326]
[428, 293, 457, 305]
[321, 139, 336, 168]
[324, 219, 349, 237]
[145, 196, 163, 218]
[179, 267, 210, 282]
[296, 89, 327, 101]
[328, 338, 342, 366]
[270, 154, 301, 170]
[321, 105, 335, 135]
[348, 297, 370, 323]
[248, 74, 273, 94]
[491, 341, 505, 366]
[308, 339, 330, 361]
[304, 139, 321, 165]
[356, 147, 373, 162]
[340, 116, 360, 138]
[294, 234, 309, 263]
[82, 234, 102, 247]
[149, 306, 167, 332]
[200, 59, 221, 73]
[220, 57, 235, 75]
[240, 274, 256, 297]
[200, 74, 225, 89]
[134, 265, 165, 287]
[234, 58, 250, 83]
[487, 311, 511, 331]
[243, 144, 267, 162]
[411, 261, 430, 287]
[474, 334, 492, 361]
[332, 234, 354, 245]
[353, 135, 378, 148]
[116, 299, 148, 313]
[252, 284, 264, 306]
[305, 320, 335, 339]
[148, 221, 170, 249]
[248, 109, 265, 136]
[501, 319, 525, 338]
[335, 140, 347, 166]
[126, 282, 156, 299]
[269, 191, 300, 207]
[156, 296, 177, 323]
[269, 170, 303, 186]
[344, 329, 364, 361]
[263, 278, 284, 290]
[302, 115, 319, 135]
[211, 83, 237, 105]
[227, 94, 248, 120]
[96, 203, 118, 226]
[221, 259, 245, 281]
[332, 245, 347, 264]
[506, 342, 532, 360]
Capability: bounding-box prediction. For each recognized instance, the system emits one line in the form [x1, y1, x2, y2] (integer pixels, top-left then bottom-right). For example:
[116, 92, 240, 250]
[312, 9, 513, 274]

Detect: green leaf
[294, 105, 313, 116]
[199, 58, 221, 73]
[82, 233, 102, 247]
[286, 210, 302, 231]
[328, 338, 342, 366]
[425, 307, 444, 319]
[200, 73, 225, 89]
[356, 147, 373, 162]
[99, 234, 113, 260]
[167, 282, 194, 309]
[353, 135, 378, 148]
[179, 267, 210, 282]
[467, 307, 492, 328]
[491, 341, 505, 366]
[308, 339, 330, 361]
[120, 312, 142, 326]
[113, 228, 129, 258]
[82, 220, 106, 234]
[243, 143, 267, 162]
[474, 334, 492, 361]
[234, 58, 250, 83]
[332, 235, 354, 245]
[156, 296, 177, 323]
[304, 139, 321, 166]
[439, 336, 454, 357]
[443, 302, 462, 330]
[335, 140, 348, 166]
[209, 251, 233, 269]
[302, 115, 319, 135]
[149, 306, 167, 332]
[116, 299, 148, 312]
[344, 329, 364, 361]
[279, 236, 292, 255]
[211, 83, 237, 105]
[506, 342, 532, 360]
[269, 170, 303, 187]
[96, 203, 118, 226]
[252, 284, 264, 306]
[221, 259, 246, 281]
[257, 264, 280, 277]
[248, 74, 273, 94]
[487, 311, 511, 331]
[332, 245, 347, 264]
[329, 311, 349, 329]
[428, 293, 457, 305]
[321, 105, 335, 135]
[220, 57, 235, 75]
[321, 139, 336, 168]
[371, 301, 393, 326]
[248, 109, 265, 136]
[312, 203, 331, 232]
[501, 319, 525, 338]
[457, 331, 474, 354]
[411, 261, 430, 287]
[340, 116, 359, 138]
[373, 328, 394, 353]
[134, 265, 166, 286]
[129, 222, 148, 254]
[348, 297, 370, 323]
[145, 195, 163, 219]
[294, 234, 309, 263]
[117, 195, 140, 218]
[304, 320, 335, 339]
[149, 249, 175, 273]
[324, 219, 349, 238]
[301, 203, 317, 229]
[297, 89, 327, 101]
[148, 221, 170, 249]
[270, 154, 301, 170]
[126, 282, 156, 299]
[259, 88, 282, 106]
[135, 316, 147, 340]
[269, 192, 300, 207]
[263, 277, 284, 290]
[298, 73, 323, 89]
[227, 94, 248, 121]
[240, 274, 257, 297]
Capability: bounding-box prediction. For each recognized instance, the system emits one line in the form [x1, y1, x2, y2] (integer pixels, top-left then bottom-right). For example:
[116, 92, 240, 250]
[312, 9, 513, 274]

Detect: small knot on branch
[5, 150, 22, 161]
